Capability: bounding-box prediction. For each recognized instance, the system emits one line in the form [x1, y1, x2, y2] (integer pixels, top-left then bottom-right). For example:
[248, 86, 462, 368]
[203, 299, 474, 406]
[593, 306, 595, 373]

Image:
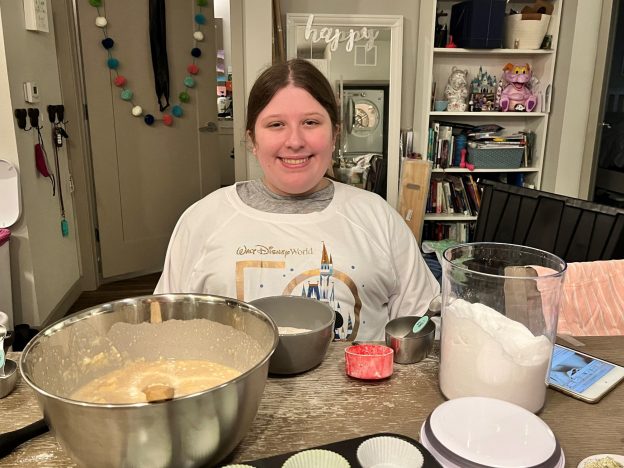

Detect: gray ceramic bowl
[250, 296, 335, 375]
[385, 316, 435, 364]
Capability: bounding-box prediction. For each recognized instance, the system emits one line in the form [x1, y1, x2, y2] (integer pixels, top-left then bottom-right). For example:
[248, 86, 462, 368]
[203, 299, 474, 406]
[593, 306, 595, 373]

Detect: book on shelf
[426, 121, 536, 169]
[426, 174, 481, 216]
[422, 221, 475, 242]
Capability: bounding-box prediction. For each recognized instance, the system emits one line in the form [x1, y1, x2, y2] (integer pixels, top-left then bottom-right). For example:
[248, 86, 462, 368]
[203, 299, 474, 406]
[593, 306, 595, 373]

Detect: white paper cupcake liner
[357, 436, 424, 468]
[282, 449, 350, 468]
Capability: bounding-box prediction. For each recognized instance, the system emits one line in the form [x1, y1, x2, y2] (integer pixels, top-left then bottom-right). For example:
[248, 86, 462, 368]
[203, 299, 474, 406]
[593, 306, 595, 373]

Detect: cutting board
[398, 159, 432, 244]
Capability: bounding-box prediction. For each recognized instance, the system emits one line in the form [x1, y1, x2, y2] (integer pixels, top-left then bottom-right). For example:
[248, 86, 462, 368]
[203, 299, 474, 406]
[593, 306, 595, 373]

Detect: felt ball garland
[171, 105, 183, 117]
[90, 0, 207, 127]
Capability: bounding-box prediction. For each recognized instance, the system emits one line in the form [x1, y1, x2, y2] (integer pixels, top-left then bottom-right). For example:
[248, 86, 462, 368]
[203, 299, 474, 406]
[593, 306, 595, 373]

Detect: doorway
[592, 0, 624, 209]
[55, 0, 223, 284]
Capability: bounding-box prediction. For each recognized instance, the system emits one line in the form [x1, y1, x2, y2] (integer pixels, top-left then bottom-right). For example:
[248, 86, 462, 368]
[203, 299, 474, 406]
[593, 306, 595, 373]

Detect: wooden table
[1, 337, 623, 467]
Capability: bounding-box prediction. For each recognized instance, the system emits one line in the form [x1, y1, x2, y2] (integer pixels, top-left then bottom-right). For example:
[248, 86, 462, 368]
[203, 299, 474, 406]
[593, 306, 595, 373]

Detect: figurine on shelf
[469, 67, 498, 112]
[445, 35, 457, 48]
[445, 67, 469, 112]
[500, 63, 537, 112]
[470, 67, 496, 94]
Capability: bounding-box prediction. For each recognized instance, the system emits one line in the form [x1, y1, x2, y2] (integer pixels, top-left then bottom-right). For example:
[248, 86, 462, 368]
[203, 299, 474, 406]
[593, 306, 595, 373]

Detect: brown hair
[246, 59, 339, 143]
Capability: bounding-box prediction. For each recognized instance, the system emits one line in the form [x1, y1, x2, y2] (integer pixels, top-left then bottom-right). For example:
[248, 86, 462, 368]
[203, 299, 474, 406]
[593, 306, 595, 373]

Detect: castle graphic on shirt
[298, 242, 355, 340]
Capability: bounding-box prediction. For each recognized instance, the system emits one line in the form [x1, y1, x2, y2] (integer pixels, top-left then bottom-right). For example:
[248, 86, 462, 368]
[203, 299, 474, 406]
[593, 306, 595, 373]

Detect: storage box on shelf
[413, 0, 561, 242]
[467, 147, 524, 169]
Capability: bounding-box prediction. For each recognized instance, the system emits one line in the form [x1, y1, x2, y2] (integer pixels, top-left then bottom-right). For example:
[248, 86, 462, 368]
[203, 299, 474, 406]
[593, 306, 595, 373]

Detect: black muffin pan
[228, 432, 442, 467]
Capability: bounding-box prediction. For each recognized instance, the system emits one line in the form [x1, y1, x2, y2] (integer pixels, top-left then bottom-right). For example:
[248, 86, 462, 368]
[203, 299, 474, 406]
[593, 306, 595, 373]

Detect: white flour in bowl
[439, 299, 552, 413]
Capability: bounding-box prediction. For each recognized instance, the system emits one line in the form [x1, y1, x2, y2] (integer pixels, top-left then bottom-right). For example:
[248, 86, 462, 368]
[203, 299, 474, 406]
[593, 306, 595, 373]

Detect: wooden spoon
[142, 384, 175, 402]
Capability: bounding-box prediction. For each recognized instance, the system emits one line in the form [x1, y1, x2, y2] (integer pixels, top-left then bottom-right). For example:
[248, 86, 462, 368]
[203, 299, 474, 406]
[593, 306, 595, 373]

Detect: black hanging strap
[149, 0, 170, 112]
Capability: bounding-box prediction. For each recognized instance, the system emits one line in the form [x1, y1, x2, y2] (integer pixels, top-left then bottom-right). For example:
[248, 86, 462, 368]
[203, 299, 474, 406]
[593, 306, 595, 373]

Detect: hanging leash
[48, 105, 70, 237]
[30, 107, 56, 196]
[149, 0, 171, 112]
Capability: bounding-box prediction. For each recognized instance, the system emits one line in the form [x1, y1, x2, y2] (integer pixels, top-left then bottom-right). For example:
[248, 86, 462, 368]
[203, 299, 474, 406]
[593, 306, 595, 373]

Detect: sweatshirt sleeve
[386, 206, 440, 320]
[154, 214, 193, 294]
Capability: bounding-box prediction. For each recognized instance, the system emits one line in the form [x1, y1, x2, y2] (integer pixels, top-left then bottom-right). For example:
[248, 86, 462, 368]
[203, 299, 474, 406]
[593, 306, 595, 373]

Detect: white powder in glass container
[439, 299, 553, 413]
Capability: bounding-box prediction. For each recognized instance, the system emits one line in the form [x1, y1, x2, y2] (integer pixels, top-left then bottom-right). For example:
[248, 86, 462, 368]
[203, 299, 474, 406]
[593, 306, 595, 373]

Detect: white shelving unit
[413, 0, 561, 240]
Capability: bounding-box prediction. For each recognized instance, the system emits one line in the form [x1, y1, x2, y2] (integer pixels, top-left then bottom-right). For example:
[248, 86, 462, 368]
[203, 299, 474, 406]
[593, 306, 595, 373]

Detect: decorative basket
[467, 147, 524, 169]
[504, 14, 551, 49]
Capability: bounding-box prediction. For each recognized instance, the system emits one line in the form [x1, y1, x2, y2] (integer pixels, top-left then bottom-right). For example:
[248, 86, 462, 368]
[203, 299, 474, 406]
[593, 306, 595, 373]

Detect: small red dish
[345, 344, 394, 380]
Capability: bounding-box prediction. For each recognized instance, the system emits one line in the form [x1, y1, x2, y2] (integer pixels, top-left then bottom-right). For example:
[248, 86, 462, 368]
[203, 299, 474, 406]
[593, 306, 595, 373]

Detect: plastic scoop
[403, 295, 442, 338]
[410, 316, 429, 334]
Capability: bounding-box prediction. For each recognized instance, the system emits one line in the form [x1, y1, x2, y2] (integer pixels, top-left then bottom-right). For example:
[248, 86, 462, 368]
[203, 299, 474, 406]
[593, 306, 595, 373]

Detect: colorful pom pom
[171, 105, 183, 118]
[144, 114, 155, 125]
[187, 64, 199, 75]
[179, 91, 190, 103]
[101, 37, 114, 49]
[114, 75, 127, 87]
[197, 0, 208, 6]
[183, 76, 196, 88]
[191, 47, 202, 58]
[120, 89, 133, 101]
[162, 114, 174, 126]
[194, 14, 206, 25]
[95, 16, 108, 28]
[88, 0, 102, 6]
[131, 106, 143, 116]
[107, 57, 119, 69]
[193, 31, 204, 41]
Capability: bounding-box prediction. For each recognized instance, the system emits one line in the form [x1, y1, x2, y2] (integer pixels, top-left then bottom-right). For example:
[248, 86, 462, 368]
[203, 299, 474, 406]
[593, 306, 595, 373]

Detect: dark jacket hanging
[149, 0, 170, 111]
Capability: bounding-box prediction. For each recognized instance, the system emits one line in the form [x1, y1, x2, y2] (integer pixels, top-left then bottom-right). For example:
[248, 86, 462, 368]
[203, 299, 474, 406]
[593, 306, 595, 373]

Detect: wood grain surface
[1, 337, 623, 467]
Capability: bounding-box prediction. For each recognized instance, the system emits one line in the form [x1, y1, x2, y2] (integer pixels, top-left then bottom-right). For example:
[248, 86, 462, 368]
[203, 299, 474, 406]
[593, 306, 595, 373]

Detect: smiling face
[251, 84, 336, 196]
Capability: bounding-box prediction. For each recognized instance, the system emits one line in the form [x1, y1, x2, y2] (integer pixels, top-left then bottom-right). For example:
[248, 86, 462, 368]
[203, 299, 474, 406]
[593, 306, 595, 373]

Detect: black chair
[473, 180, 624, 262]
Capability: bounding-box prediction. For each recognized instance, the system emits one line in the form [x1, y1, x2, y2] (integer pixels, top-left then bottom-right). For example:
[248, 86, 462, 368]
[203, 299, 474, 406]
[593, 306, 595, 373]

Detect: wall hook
[14, 109, 28, 130]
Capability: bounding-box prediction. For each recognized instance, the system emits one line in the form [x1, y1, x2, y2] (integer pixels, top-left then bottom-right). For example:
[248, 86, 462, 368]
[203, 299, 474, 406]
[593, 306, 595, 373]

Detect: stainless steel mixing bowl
[19, 294, 279, 468]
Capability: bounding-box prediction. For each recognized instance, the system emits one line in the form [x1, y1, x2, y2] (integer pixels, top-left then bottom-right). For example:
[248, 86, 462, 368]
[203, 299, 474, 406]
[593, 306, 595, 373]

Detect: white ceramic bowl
[423, 397, 562, 468]
[357, 435, 424, 468]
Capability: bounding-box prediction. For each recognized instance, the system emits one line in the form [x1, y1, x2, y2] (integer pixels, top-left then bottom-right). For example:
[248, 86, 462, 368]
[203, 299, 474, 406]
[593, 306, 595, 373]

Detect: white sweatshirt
[155, 181, 439, 341]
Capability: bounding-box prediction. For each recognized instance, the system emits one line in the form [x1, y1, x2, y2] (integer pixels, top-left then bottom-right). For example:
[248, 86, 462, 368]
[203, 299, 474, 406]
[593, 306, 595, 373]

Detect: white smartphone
[548, 344, 624, 403]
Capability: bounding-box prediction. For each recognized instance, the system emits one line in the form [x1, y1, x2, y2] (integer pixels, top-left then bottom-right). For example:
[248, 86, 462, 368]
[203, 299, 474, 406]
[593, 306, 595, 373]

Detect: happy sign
[304, 14, 380, 53]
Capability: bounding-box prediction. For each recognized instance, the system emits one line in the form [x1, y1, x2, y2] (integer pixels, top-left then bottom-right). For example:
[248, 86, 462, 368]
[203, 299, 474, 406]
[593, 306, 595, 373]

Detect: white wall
[241, 0, 273, 180]
[215, 0, 232, 78]
[542, 0, 603, 196]
[0, 0, 81, 326]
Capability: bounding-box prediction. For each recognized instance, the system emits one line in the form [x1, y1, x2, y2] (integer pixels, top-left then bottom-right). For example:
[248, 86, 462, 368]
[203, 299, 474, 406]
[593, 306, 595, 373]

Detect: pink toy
[459, 149, 475, 171]
[500, 63, 537, 112]
[460, 148, 467, 168]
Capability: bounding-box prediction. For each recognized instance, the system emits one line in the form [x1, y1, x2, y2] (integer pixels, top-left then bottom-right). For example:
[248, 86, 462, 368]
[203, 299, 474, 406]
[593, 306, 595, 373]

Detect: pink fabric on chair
[557, 260, 624, 336]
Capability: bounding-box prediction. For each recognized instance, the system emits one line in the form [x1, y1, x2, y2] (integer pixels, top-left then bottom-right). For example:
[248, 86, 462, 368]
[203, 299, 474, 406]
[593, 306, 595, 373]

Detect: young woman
[155, 59, 439, 341]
